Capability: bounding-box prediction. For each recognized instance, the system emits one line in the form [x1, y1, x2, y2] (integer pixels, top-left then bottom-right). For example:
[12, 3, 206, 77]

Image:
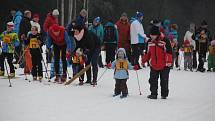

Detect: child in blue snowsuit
[110, 48, 138, 98]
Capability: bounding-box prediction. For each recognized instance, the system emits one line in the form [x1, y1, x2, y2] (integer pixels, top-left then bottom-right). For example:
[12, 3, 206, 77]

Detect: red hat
[51, 24, 61, 32]
[33, 13, 39, 18]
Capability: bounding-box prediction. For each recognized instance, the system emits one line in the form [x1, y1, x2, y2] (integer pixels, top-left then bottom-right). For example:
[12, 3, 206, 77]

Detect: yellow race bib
[3, 34, 12, 43]
[115, 59, 128, 70]
[30, 38, 39, 48]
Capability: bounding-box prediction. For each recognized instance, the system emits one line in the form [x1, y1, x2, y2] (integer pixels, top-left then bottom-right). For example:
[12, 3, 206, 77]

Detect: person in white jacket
[30, 14, 41, 33]
[184, 23, 196, 69]
[130, 11, 148, 68]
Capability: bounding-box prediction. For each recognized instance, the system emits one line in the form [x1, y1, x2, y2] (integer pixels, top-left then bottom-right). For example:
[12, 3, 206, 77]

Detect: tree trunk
[61, 0, 64, 25]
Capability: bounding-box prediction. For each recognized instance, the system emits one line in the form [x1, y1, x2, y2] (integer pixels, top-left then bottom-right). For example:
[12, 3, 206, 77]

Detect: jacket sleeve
[64, 31, 75, 52]
[100, 25, 104, 44]
[135, 21, 147, 39]
[165, 38, 173, 65]
[115, 26, 119, 46]
[142, 41, 150, 64]
[43, 17, 50, 32]
[13, 33, 20, 47]
[13, 16, 22, 34]
[47, 33, 52, 49]
[111, 60, 116, 69]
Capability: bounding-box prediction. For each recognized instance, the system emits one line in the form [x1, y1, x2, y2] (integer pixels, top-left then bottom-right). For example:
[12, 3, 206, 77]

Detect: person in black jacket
[73, 25, 101, 85]
[17, 10, 32, 68]
[194, 20, 212, 72]
[19, 10, 32, 42]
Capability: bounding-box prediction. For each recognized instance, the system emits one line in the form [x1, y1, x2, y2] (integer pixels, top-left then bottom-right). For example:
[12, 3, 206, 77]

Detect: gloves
[133, 65, 139, 70]
[165, 53, 173, 67]
[107, 63, 112, 69]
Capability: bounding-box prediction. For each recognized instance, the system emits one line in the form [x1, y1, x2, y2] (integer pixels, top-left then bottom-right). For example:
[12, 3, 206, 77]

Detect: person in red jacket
[43, 9, 59, 63]
[142, 26, 173, 99]
[43, 9, 59, 32]
[115, 12, 131, 61]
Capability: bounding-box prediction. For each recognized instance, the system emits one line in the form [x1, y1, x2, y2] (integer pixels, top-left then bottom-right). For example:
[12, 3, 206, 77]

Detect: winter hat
[201, 20, 208, 26]
[121, 12, 127, 17]
[7, 22, 14, 28]
[24, 10, 31, 15]
[94, 17, 101, 23]
[136, 11, 144, 18]
[163, 19, 171, 26]
[52, 9, 59, 16]
[116, 48, 127, 59]
[33, 13, 39, 18]
[211, 40, 215, 46]
[73, 24, 84, 32]
[184, 40, 190, 46]
[150, 18, 161, 26]
[150, 26, 160, 35]
[171, 24, 178, 30]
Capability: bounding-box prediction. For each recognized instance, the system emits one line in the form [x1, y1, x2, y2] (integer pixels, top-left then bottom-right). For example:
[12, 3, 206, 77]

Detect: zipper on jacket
[155, 44, 157, 64]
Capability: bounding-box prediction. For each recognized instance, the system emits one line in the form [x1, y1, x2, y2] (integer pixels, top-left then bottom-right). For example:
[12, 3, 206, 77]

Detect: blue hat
[94, 17, 101, 23]
[136, 11, 144, 18]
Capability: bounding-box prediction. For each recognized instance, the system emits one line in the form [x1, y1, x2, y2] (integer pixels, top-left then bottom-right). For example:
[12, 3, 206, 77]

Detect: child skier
[108, 48, 138, 98]
[71, 48, 85, 85]
[207, 40, 215, 72]
[26, 26, 43, 81]
[183, 40, 193, 71]
[0, 22, 19, 78]
[0, 22, 19, 77]
[142, 26, 172, 99]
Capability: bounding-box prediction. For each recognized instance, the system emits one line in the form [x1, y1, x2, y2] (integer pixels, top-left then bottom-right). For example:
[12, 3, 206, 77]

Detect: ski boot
[147, 95, 157, 99]
[120, 94, 128, 99]
[0, 71, 4, 76]
[33, 76, 37, 81]
[91, 80, 97, 86]
[113, 94, 120, 97]
[161, 96, 167, 99]
[60, 75, 67, 84]
[79, 80, 84, 85]
[38, 76, 43, 82]
[54, 76, 60, 83]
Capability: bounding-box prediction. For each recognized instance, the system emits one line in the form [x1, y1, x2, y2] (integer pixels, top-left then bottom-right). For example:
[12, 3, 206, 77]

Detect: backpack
[104, 26, 116, 43]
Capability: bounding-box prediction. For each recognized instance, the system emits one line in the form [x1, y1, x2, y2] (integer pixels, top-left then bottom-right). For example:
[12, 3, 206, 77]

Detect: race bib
[115, 60, 128, 70]
[30, 38, 39, 48]
[3, 34, 12, 43]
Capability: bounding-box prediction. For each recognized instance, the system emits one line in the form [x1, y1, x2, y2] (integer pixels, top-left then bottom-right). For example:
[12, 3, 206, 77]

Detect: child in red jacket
[142, 26, 173, 99]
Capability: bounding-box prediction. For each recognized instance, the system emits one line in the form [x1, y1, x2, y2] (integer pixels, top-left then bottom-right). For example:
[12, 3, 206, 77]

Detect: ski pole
[97, 68, 108, 82]
[16, 46, 29, 65]
[135, 70, 142, 95]
[4, 61, 12, 87]
[38, 46, 50, 82]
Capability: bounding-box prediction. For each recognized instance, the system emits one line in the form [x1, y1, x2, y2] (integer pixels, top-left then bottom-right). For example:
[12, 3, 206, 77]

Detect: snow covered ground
[0, 51, 215, 121]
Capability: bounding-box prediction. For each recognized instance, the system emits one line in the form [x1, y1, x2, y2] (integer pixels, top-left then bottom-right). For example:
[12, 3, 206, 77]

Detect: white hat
[52, 9, 59, 16]
[7, 22, 14, 28]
